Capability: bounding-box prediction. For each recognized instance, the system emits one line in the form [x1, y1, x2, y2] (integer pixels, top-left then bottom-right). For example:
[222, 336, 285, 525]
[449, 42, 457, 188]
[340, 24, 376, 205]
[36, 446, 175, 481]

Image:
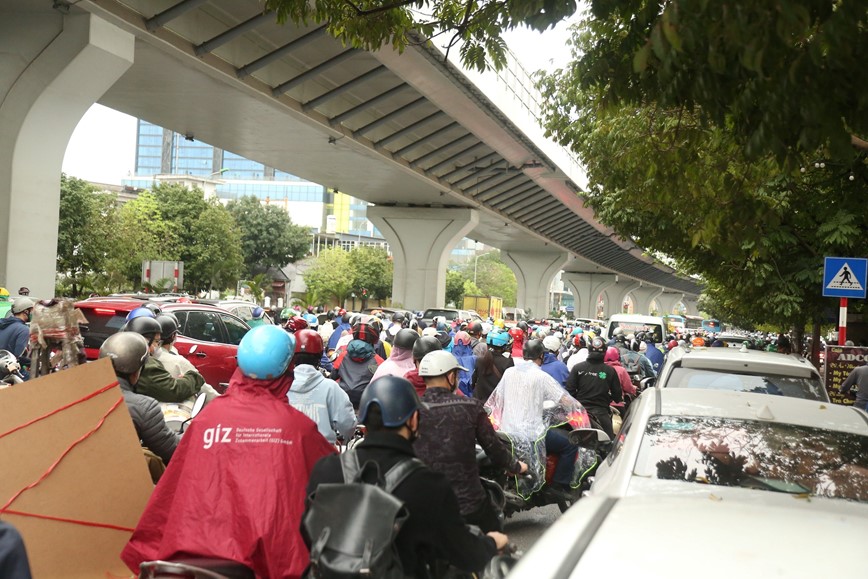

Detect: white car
[656, 345, 828, 401]
[503, 389, 868, 578]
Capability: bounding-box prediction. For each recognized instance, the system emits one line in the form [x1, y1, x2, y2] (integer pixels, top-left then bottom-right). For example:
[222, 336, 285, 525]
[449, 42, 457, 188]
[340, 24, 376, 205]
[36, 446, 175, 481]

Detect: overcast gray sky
[62, 13, 581, 185]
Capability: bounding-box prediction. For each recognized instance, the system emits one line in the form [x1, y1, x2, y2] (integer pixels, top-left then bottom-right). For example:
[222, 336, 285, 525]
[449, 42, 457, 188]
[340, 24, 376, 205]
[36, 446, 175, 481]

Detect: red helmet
[295, 329, 324, 355]
[285, 317, 309, 333]
[338, 308, 347, 316]
[667, 340, 679, 351]
[508, 327, 523, 339]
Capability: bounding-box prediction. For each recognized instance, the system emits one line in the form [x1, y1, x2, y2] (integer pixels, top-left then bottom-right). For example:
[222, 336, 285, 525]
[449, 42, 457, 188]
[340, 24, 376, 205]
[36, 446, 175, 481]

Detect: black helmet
[517, 321, 529, 332]
[468, 321, 483, 336]
[589, 336, 607, 354]
[125, 316, 162, 342]
[342, 312, 352, 324]
[523, 339, 545, 361]
[412, 335, 442, 361]
[359, 376, 427, 427]
[391, 312, 405, 323]
[142, 302, 162, 316]
[99, 332, 149, 375]
[350, 314, 362, 327]
[156, 314, 178, 342]
[394, 328, 420, 350]
[434, 331, 453, 350]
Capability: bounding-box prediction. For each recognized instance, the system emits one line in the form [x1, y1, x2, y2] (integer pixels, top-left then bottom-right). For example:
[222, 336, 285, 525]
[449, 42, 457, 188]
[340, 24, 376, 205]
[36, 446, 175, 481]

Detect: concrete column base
[656, 292, 684, 316]
[682, 297, 700, 317]
[631, 286, 664, 315]
[502, 250, 570, 318]
[0, 9, 134, 297]
[562, 272, 616, 320]
[367, 206, 478, 310]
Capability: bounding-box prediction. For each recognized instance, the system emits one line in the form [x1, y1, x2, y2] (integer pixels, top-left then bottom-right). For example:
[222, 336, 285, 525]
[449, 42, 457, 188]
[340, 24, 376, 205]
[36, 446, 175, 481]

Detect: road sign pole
[839, 297, 848, 344]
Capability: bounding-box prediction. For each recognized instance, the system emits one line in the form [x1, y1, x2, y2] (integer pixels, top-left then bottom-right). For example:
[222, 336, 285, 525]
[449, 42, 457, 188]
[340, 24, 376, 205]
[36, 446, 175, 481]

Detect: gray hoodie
[289, 364, 356, 443]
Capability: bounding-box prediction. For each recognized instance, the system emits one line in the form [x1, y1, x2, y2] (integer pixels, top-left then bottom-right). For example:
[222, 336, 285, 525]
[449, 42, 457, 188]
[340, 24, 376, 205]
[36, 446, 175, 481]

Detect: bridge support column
[368, 207, 478, 310]
[656, 292, 684, 316]
[0, 9, 134, 297]
[502, 250, 570, 318]
[562, 272, 616, 320]
[603, 279, 640, 317]
[631, 286, 664, 315]
[682, 296, 700, 317]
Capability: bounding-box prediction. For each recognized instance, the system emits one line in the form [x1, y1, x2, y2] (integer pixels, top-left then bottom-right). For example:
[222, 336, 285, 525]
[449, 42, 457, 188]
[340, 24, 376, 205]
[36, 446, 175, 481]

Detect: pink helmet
[454, 330, 472, 346]
[604, 346, 620, 363]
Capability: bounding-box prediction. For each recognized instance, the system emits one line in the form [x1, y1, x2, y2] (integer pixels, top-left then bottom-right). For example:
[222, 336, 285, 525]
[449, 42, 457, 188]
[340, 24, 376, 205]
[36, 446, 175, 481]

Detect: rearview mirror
[190, 392, 207, 419]
[569, 428, 612, 449]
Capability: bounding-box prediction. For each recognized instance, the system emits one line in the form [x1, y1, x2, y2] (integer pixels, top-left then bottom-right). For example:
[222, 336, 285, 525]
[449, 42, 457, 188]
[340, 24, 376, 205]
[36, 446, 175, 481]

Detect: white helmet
[542, 335, 561, 352]
[418, 350, 468, 377]
[421, 326, 438, 337]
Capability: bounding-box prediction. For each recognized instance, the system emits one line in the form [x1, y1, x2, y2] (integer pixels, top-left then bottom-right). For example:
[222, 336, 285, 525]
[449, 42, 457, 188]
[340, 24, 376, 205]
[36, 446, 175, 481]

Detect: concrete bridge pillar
[367, 206, 478, 310]
[656, 292, 684, 316]
[0, 7, 134, 297]
[682, 296, 701, 317]
[603, 279, 641, 318]
[631, 286, 664, 315]
[562, 272, 616, 320]
[502, 250, 570, 318]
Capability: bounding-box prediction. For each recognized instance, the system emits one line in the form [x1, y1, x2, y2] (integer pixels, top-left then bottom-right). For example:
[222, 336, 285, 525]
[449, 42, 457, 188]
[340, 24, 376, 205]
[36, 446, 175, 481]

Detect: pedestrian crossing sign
[823, 257, 868, 298]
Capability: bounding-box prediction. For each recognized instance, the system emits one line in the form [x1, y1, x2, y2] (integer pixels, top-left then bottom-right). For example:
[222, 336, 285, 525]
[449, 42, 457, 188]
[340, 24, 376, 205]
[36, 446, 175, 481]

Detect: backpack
[303, 450, 425, 578]
[622, 350, 642, 376]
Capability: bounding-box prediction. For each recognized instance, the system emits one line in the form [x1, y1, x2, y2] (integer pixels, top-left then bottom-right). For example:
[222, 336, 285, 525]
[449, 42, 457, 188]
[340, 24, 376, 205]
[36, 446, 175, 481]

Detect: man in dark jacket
[566, 336, 622, 437]
[0, 297, 34, 379]
[99, 332, 179, 466]
[415, 351, 526, 532]
[305, 376, 507, 577]
[0, 522, 32, 578]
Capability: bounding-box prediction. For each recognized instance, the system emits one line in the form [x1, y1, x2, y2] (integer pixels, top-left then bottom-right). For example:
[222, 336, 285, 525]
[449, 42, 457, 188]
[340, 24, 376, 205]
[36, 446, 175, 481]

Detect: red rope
[1, 509, 135, 533]
[0, 380, 119, 441]
[1, 395, 125, 518]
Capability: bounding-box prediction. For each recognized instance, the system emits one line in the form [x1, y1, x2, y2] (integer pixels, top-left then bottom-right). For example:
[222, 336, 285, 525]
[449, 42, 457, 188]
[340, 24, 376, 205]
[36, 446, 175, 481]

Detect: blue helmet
[571, 327, 583, 336]
[252, 306, 264, 319]
[237, 325, 295, 380]
[303, 313, 318, 327]
[359, 376, 427, 427]
[126, 307, 156, 321]
[486, 329, 511, 348]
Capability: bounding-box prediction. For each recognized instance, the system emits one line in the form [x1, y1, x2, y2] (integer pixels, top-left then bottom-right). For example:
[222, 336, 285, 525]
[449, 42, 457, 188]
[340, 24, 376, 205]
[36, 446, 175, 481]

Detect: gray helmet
[125, 316, 162, 342]
[523, 339, 545, 361]
[359, 376, 427, 427]
[11, 297, 34, 315]
[418, 350, 468, 377]
[99, 332, 149, 375]
[156, 314, 179, 342]
[411, 335, 442, 361]
[394, 328, 420, 350]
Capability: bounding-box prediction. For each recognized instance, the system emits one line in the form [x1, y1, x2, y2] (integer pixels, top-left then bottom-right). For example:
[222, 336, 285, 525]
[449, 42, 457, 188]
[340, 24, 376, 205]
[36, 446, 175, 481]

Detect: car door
[173, 309, 233, 388]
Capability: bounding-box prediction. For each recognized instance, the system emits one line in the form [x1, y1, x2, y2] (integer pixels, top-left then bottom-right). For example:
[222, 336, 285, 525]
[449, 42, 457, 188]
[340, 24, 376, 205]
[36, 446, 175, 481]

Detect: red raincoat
[122, 368, 336, 578]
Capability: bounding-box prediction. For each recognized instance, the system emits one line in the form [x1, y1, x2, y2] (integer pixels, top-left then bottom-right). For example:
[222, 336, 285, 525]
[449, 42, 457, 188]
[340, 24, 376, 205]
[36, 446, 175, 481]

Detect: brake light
[92, 308, 117, 315]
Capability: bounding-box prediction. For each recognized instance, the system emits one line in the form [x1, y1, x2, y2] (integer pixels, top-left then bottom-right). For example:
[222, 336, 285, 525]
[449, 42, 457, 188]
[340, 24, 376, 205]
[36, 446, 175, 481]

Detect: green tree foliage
[464, 251, 517, 307]
[569, 1, 868, 165]
[303, 248, 355, 306]
[227, 196, 311, 274]
[265, 0, 577, 71]
[186, 201, 245, 291]
[445, 269, 466, 307]
[56, 175, 118, 296]
[538, 24, 868, 327]
[349, 246, 393, 304]
[109, 191, 179, 287]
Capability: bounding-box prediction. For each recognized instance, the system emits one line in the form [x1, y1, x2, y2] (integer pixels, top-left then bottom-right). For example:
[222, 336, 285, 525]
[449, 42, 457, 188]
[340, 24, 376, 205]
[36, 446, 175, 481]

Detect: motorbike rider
[124, 316, 206, 403]
[415, 351, 526, 533]
[288, 329, 356, 444]
[326, 309, 351, 354]
[467, 322, 488, 358]
[508, 321, 527, 359]
[566, 337, 623, 438]
[305, 376, 508, 577]
[472, 329, 514, 402]
[604, 346, 637, 400]
[540, 335, 569, 387]
[405, 335, 442, 396]
[484, 340, 589, 500]
[333, 319, 384, 409]
[0, 521, 33, 578]
[122, 325, 336, 579]
[99, 332, 179, 470]
[0, 297, 34, 379]
[371, 328, 419, 382]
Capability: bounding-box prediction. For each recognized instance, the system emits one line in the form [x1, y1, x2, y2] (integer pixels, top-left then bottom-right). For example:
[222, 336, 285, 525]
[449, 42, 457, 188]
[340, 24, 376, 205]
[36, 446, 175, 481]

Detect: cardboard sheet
[0, 359, 154, 578]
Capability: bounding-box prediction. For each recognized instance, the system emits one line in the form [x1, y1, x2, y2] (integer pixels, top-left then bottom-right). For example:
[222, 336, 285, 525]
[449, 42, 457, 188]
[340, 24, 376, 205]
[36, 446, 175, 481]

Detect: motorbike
[138, 557, 254, 579]
[160, 391, 208, 434]
[0, 350, 24, 387]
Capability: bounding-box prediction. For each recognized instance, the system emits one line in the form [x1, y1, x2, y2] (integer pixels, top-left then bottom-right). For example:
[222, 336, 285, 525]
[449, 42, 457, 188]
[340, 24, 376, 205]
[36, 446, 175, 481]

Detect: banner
[824, 346, 868, 405]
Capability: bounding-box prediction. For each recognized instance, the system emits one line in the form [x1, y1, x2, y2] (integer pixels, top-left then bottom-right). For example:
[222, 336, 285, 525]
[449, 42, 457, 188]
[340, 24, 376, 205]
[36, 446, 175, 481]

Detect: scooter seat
[139, 558, 255, 579]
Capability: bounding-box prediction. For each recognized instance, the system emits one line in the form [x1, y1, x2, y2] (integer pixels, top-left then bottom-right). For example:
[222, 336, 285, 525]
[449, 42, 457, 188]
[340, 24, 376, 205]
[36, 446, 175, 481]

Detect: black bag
[304, 451, 425, 578]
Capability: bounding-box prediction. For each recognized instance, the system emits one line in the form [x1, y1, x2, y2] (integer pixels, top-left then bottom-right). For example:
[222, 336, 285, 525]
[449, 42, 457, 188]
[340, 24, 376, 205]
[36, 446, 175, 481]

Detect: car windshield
[665, 367, 827, 401]
[610, 321, 663, 343]
[423, 309, 458, 320]
[635, 415, 868, 501]
[79, 309, 129, 350]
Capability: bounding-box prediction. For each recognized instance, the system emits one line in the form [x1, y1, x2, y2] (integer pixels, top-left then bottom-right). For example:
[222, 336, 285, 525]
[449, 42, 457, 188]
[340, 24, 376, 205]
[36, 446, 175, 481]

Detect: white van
[605, 314, 666, 344]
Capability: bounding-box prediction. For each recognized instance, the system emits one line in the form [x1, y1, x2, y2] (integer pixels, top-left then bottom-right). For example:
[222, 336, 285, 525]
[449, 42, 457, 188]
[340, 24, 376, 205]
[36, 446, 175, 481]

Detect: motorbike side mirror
[569, 428, 612, 449]
[190, 392, 207, 419]
[639, 376, 656, 390]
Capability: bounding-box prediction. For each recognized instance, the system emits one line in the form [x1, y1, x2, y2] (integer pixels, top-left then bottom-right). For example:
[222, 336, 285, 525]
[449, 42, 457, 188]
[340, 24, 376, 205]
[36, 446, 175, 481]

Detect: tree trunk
[792, 323, 804, 357]
[811, 320, 822, 370]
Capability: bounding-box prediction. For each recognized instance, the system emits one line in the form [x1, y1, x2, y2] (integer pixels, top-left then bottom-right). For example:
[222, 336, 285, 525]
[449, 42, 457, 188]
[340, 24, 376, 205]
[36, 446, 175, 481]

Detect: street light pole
[473, 253, 483, 285]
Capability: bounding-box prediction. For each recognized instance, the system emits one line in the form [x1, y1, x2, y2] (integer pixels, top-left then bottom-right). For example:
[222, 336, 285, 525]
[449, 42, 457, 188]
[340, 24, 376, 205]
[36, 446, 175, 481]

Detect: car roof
[162, 303, 235, 315]
[653, 388, 868, 435]
[518, 494, 868, 579]
[666, 346, 820, 378]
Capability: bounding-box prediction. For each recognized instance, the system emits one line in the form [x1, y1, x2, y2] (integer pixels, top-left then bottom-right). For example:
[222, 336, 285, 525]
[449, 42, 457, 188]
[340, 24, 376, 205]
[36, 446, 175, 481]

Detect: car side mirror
[569, 428, 612, 449]
[639, 376, 656, 390]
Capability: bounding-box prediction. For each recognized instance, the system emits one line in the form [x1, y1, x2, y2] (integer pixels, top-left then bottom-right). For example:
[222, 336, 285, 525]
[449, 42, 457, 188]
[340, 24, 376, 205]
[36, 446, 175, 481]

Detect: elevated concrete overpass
[0, 0, 701, 314]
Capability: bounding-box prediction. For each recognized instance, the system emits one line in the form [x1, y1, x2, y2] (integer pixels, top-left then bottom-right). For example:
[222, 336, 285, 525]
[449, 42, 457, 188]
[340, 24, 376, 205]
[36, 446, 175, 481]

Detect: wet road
[503, 504, 562, 554]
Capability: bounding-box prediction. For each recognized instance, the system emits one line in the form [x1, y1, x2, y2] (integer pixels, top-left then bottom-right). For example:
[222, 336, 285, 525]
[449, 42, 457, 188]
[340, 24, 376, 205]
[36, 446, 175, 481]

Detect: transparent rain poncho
[484, 363, 597, 498]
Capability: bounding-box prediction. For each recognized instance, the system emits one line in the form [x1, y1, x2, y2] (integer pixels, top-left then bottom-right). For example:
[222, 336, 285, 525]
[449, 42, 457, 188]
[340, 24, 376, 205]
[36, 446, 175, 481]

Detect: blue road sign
[823, 257, 868, 299]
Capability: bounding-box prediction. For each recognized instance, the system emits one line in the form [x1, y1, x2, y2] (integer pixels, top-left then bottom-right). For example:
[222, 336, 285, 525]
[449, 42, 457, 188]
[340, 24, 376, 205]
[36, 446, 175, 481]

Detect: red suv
[76, 298, 250, 388]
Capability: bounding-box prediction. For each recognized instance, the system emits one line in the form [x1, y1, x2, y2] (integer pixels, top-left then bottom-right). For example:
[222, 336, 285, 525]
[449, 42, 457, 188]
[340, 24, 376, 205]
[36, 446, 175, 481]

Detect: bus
[702, 319, 725, 333]
[663, 314, 685, 333]
[684, 315, 703, 330]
